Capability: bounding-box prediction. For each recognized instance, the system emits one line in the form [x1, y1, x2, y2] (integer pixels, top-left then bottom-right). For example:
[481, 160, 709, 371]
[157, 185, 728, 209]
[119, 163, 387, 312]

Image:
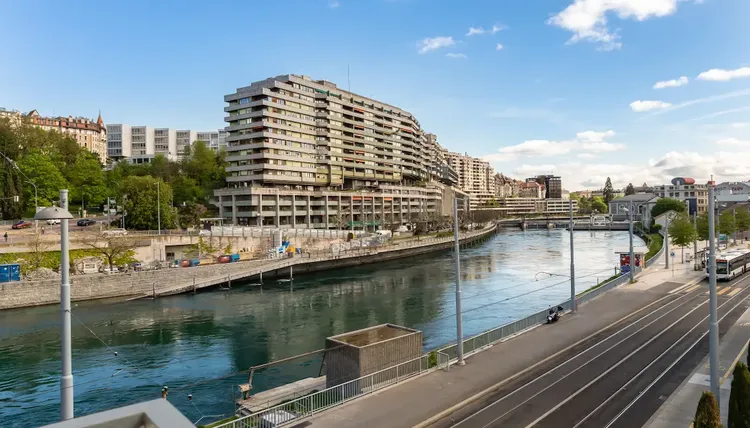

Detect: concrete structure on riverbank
[0, 226, 497, 310]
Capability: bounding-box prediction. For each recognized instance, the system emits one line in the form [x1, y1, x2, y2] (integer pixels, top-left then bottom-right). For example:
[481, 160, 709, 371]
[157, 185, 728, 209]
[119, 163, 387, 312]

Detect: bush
[650, 223, 663, 233]
[645, 233, 664, 261]
[694, 391, 722, 428]
[428, 351, 438, 368]
[729, 362, 750, 428]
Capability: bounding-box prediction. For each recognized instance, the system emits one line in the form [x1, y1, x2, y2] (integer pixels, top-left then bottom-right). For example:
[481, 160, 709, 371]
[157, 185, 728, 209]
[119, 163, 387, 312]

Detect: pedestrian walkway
[305, 261, 704, 428]
[643, 306, 750, 428]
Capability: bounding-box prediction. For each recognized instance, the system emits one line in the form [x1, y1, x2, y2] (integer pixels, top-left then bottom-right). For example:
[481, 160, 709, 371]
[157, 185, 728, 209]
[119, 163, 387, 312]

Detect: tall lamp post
[34, 190, 75, 421]
[623, 203, 635, 282]
[453, 197, 464, 365]
[569, 199, 576, 312]
[707, 185, 721, 409]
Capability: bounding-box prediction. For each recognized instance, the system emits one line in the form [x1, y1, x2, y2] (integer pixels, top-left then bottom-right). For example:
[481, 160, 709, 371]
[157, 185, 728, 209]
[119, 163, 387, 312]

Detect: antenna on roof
[347, 64, 351, 93]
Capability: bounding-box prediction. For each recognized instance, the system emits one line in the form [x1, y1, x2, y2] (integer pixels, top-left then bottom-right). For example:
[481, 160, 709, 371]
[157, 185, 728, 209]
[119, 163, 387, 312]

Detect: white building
[107, 124, 212, 163]
[443, 152, 496, 208]
[196, 129, 228, 153]
[715, 181, 750, 204]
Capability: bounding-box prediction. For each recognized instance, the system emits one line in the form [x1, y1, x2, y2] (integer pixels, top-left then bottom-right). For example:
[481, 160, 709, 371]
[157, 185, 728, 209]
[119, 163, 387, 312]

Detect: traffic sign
[670, 251, 675, 258]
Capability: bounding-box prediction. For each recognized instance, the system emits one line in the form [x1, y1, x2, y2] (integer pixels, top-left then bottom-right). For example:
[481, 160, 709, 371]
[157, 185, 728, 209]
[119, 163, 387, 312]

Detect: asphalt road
[430, 276, 750, 428]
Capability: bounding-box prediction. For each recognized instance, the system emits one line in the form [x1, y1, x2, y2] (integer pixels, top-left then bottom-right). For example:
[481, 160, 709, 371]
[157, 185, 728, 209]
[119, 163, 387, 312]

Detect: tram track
[431, 274, 750, 428]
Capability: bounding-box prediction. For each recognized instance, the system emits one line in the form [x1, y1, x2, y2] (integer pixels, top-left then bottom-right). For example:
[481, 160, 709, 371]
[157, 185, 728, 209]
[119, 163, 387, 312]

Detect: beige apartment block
[443, 151, 496, 208]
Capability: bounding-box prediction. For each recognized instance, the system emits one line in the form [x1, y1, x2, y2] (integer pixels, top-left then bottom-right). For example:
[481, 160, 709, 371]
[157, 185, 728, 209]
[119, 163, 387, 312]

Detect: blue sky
[1, 0, 749, 189]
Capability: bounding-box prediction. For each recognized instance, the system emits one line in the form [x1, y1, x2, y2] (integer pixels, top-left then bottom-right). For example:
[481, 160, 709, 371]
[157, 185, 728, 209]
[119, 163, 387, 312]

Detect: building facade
[653, 177, 708, 215]
[489, 198, 578, 216]
[526, 175, 562, 199]
[714, 181, 750, 204]
[608, 193, 659, 225]
[9, 110, 108, 163]
[518, 181, 544, 198]
[443, 152, 496, 208]
[214, 74, 466, 228]
[196, 130, 229, 153]
[107, 125, 210, 163]
[494, 173, 521, 198]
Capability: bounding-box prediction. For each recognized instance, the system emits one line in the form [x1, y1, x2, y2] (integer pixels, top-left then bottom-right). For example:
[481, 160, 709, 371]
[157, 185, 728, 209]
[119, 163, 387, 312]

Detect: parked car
[11, 221, 32, 230]
[102, 228, 128, 237]
[77, 219, 96, 226]
[46, 219, 60, 225]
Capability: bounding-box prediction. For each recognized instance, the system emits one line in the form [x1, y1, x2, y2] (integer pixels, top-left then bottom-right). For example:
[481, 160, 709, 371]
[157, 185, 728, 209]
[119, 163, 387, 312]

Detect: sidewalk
[305, 260, 704, 428]
[643, 306, 750, 428]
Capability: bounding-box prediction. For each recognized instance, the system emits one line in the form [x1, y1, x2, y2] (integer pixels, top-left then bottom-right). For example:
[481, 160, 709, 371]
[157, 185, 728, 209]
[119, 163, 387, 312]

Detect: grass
[645, 233, 664, 261]
[198, 416, 238, 428]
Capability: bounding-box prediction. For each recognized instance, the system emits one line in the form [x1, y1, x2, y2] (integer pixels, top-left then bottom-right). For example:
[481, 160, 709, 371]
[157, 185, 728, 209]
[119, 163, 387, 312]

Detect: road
[430, 275, 750, 428]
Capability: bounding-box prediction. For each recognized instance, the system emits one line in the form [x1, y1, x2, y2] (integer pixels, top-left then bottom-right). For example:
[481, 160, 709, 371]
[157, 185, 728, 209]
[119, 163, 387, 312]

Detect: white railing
[215, 352, 450, 428]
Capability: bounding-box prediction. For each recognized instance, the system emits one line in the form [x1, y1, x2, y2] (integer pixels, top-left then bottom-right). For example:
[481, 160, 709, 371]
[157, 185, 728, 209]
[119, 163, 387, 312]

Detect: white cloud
[697, 67, 750, 82]
[731, 123, 749, 129]
[578, 153, 598, 159]
[715, 138, 750, 147]
[328, 0, 340, 8]
[547, 0, 680, 50]
[417, 36, 455, 54]
[653, 76, 688, 89]
[466, 27, 486, 36]
[491, 24, 506, 34]
[446, 53, 468, 59]
[630, 100, 672, 112]
[496, 43, 504, 51]
[485, 130, 625, 163]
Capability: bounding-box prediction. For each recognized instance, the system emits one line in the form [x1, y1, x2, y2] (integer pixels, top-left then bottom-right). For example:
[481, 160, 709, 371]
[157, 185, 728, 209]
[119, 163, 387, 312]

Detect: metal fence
[215, 352, 450, 428]
[644, 231, 666, 268]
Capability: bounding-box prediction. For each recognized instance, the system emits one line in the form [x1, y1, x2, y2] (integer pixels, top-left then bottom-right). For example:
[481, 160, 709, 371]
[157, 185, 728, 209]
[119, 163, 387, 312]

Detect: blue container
[0, 264, 20, 283]
[189, 259, 200, 267]
[229, 253, 240, 263]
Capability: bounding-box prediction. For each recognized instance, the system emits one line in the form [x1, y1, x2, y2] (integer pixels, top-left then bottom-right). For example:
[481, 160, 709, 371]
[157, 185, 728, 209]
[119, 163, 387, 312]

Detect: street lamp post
[569, 199, 576, 312]
[628, 202, 635, 282]
[34, 190, 74, 421]
[25, 180, 38, 214]
[707, 185, 721, 409]
[453, 197, 464, 365]
[665, 213, 670, 269]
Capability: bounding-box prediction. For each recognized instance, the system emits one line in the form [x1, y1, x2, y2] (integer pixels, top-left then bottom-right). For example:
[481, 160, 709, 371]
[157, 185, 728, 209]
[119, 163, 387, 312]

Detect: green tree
[728, 362, 750, 428]
[17, 151, 69, 210]
[577, 196, 592, 214]
[119, 176, 175, 230]
[83, 232, 139, 272]
[669, 213, 698, 262]
[625, 183, 636, 196]
[177, 202, 207, 230]
[735, 208, 750, 238]
[697, 212, 711, 241]
[603, 177, 614, 203]
[719, 211, 737, 238]
[68, 151, 107, 210]
[694, 391, 722, 428]
[651, 198, 687, 219]
[591, 197, 608, 213]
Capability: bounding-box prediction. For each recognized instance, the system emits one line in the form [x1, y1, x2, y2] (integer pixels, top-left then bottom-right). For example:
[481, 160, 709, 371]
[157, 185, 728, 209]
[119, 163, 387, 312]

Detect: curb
[411, 288, 685, 428]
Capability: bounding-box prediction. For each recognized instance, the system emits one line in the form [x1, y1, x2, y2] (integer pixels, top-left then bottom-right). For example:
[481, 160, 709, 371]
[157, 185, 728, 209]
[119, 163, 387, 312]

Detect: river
[0, 229, 642, 427]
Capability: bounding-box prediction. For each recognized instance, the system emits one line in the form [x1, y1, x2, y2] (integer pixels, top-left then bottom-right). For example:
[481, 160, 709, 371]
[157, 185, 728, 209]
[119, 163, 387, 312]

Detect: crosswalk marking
[685, 284, 702, 293]
[718, 287, 730, 295]
[728, 288, 742, 297]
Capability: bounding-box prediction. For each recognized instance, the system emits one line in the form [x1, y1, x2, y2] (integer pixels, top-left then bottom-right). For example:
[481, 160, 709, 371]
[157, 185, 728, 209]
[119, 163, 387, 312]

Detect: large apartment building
[652, 177, 708, 215]
[443, 152, 496, 208]
[107, 125, 222, 163]
[1, 108, 107, 163]
[213, 74, 468, 228]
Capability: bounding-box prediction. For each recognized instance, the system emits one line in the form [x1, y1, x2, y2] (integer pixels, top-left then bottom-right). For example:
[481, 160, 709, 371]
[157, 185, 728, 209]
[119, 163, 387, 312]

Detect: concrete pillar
[307, 195, 312, 229]
[381, 197, 386, 229]
[291, 195, 296, 229]
[390, 196, 395, 227]
[400, 197, 405, 224]
[231, 195, 237, 226]
[257, 194, 263, 228]
[275, 194, 280, 227]
[325, 196, 330, 229]
[349, 196, 354, 229]
[218, 195, 225, 219]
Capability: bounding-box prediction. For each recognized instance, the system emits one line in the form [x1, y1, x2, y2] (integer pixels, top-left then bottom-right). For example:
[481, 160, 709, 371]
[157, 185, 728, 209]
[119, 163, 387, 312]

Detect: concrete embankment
[0, 226, 497, 310]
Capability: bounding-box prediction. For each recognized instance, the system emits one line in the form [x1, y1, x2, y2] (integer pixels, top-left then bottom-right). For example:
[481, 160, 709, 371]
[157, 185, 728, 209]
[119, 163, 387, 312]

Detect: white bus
[707, 248, 750, 281]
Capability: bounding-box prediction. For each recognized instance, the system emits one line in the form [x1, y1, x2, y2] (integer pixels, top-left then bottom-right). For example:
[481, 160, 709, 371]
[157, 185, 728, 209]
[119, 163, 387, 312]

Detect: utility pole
[157, 180, 161, 235]
[665, 213, 670, 269]
[569, 199, 576, 312]
[707, 185, 720, 409]
[628, 201, 635, 282]
[693, 213, 699, 271]
[453, 197, 464, 365]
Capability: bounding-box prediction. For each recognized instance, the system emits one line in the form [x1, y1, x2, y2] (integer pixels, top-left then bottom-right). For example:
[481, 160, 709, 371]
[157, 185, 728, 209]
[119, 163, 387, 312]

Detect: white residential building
[107, 125, 212, 163]
[715, 181, 750, 204]
[443, 151, 496, 208]
[196, 130, 229, 153]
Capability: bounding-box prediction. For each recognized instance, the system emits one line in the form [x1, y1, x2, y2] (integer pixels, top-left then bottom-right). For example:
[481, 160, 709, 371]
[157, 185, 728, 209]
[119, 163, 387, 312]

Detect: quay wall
[0, 226, 497, 310]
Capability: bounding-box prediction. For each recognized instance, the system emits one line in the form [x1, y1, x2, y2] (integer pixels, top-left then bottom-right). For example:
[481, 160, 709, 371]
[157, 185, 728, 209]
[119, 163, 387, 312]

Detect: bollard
[193, 277, 196, 295]
[259, 270, 263, 284]
[227, 274, 231, 290]
[290, 265, 293, 281]
[153, 283, 156, 299]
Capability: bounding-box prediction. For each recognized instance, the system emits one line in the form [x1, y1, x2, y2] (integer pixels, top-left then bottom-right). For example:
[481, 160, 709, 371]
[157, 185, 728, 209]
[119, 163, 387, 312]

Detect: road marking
[684, 284, 701, 293]
[728, 288, 742, 297]
[718, 287, 731, 295]
[599, 286, 750, 428]
[411, 282, 702, 428]
[522, 294, 713, 428]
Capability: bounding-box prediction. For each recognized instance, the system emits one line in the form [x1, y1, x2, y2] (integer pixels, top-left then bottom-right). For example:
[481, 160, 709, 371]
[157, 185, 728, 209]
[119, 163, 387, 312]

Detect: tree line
[0, 117, 226, 230]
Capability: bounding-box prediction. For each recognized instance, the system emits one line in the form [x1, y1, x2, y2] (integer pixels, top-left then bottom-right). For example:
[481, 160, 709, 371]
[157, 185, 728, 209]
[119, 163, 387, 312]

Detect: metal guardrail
[645, 231, 666, 268]
[215, 352, 450, 428]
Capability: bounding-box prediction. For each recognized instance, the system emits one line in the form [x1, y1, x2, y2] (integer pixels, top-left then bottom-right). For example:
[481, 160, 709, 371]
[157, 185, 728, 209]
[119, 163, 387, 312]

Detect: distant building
[714, 181, 750, 204]
[653, 177, 708, 215]
[490, 197, 578, 215]
[107, 125, 219, 163]
[494, 173, 521, 198]
[444, 152, 495, 208]
[526, 175, 562, 199]
[2, 109, 108, 163]
[519, 181, 544, 198]
[608, 193, 659, 225]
